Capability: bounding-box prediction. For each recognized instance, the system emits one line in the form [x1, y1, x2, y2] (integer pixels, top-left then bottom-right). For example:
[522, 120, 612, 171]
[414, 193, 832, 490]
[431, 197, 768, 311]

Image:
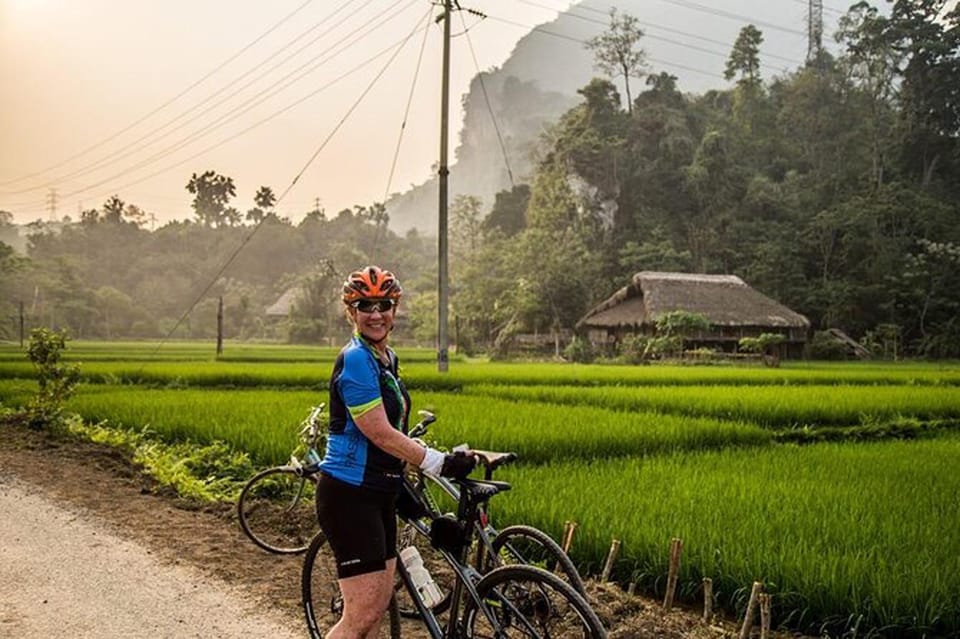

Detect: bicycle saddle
[459, 478, 512, 503]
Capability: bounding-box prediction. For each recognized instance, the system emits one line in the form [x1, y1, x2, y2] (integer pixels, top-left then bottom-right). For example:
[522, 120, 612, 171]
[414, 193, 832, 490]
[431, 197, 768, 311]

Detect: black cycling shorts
[315, 472, 398, 579]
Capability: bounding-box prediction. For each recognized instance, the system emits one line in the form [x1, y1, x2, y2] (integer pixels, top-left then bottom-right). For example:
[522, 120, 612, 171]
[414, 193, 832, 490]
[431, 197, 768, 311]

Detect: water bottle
[399, 546, 443, 608]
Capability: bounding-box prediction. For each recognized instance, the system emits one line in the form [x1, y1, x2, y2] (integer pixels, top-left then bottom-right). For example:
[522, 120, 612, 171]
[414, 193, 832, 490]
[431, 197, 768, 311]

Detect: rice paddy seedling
[492, 436, 960, 637]
[412, 392, 773, 461]
[462, 384, 960, 428]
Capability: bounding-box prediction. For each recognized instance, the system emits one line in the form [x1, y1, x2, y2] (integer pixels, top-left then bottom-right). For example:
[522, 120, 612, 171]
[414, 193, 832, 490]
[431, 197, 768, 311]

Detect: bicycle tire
[462, 564, 606, 639]
[237, 466, 319, 555]
[302, 531, 402, 639]
[488, 525, 588, 597]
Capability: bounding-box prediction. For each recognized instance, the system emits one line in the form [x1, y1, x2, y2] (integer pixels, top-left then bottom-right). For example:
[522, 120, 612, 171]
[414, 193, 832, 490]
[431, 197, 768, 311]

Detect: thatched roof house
[577, 272, 810, 356]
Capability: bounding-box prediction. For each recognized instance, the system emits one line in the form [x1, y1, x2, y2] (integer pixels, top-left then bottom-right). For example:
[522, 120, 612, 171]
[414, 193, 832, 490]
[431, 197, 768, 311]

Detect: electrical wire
[0, 0, 320, 189]
[519, 0, 805, 67]
[1, 0, 405, 198]
[460, 11, 516, 187]
[383, 6, 436, 202]
[482, 12, 727, 80]
[140, 8, 432, 363]
[5, 0, 422, 211]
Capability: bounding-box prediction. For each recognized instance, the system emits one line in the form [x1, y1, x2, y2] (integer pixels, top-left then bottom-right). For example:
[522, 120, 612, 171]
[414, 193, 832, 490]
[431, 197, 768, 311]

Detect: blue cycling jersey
[320, 334, 411, 492]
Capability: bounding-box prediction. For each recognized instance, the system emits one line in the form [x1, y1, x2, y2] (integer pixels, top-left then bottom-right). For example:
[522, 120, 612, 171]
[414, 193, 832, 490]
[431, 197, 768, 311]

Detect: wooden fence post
[759, 593, 772, 639]
[739, 582, 764, 639]
[662, 538, 683, 610]
[702, 577, 713, 622]
[600, 539, 620, 583]
[562, 520, 578, 554]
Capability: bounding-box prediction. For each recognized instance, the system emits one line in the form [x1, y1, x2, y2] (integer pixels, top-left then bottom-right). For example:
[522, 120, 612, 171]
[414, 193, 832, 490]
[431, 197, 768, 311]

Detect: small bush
[806, 331, 849, 361]
[563, 336, 595, 363]
[26, 328, 81, 429]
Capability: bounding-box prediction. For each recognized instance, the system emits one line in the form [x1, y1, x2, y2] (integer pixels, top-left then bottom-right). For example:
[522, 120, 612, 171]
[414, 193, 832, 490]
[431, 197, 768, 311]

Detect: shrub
[563, 336, 595, 363]
[806, 331, 848, 361]
[25, 328, 81, 429]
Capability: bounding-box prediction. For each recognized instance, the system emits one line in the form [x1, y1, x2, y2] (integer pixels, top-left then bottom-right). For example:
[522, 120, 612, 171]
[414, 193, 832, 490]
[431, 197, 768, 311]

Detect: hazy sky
[1, 0, 579, 226]
[3, 0, 951, 228]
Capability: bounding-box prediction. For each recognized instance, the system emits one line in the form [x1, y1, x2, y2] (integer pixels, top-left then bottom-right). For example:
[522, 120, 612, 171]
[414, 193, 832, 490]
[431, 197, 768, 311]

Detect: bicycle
[394, 411, 586, 619]
[236, 404, 325, 554]
[302, 462, 606, 639]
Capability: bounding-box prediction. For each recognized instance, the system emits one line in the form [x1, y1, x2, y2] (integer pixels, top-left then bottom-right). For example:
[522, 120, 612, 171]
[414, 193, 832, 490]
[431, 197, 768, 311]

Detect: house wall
[584, 324, 808, 359]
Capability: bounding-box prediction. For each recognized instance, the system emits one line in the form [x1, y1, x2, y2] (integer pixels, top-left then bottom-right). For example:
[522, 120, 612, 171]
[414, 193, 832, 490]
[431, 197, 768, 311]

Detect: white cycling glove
[419, 446, 445, 476]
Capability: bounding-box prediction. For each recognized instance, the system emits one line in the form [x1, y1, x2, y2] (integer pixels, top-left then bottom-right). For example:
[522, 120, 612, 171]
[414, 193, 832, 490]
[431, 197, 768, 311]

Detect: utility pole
[437, 0, 452, 373]
[216, 296, 224, 358]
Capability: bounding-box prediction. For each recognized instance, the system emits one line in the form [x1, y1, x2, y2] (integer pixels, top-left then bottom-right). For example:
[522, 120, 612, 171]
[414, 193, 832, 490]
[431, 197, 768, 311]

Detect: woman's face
[351, 302, 395, 343]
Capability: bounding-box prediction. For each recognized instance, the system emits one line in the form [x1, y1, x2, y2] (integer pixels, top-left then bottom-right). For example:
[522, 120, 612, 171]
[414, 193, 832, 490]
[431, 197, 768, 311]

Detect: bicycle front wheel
[237, 466, 318, 554]
[302, 532, 401, 639]
[463, 565, 606, 639]
[489, 525, 587, 597]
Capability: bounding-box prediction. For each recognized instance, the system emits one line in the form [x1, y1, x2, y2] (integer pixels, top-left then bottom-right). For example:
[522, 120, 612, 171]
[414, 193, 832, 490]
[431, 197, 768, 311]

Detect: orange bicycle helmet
[342, 266, 403, 304]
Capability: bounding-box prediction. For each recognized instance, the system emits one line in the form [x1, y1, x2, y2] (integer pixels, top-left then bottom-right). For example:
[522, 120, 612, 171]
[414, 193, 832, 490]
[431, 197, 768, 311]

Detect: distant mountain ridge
[385, 0, 838, 233]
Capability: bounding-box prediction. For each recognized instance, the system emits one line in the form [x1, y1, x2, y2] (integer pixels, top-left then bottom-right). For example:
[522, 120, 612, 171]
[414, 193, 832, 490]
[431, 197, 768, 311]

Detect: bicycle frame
[415, 473, 493, 568]
[395, 480, 515, 639]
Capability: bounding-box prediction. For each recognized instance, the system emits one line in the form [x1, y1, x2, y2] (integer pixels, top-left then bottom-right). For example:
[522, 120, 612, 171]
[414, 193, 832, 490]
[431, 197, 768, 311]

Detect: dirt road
[0, 477, 300, 638]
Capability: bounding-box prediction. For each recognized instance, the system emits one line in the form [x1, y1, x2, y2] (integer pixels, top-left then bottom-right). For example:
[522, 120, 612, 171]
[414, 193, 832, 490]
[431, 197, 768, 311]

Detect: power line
[519, 0, 804, 68]
[1, 0, 400, 197]
[5, 19, 427, 214]
[482, 13, 727, 80]
[0, 0, 320, 189]
[461, 11, 516, 187]
[142, 8, 431, 363]
[384, 5, 436, 202]
[655, 0, 807, 36]
[5, 0, 422, 211]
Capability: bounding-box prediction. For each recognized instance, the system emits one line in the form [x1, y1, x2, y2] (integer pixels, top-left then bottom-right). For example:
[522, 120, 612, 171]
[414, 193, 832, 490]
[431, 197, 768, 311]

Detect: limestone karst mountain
[385, 0, 839, 233]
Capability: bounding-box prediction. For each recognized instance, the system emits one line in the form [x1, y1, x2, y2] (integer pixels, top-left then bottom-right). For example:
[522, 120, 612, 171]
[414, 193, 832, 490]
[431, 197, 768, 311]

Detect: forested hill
[385, 0, 844, 233]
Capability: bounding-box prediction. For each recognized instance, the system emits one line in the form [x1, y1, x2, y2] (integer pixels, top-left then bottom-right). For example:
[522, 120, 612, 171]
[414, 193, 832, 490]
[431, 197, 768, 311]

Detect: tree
[725, 25, 765, 134]
[101, 195, 126, 224]
[836, 3, 904, 189]
[725, 25, 764, 88]
[739, 332, 787, 367]
[585, 9, 647, 115]
[186, 170, 237, 228]
[247, 185, 277, 225]
[254, 185, 276, 210]
[647, 310, 710, 359]
[484, 185, 529, 237]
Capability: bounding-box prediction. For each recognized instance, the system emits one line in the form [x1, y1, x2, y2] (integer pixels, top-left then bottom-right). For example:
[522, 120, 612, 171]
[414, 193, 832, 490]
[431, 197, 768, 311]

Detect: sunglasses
[351, 299, 397, 313]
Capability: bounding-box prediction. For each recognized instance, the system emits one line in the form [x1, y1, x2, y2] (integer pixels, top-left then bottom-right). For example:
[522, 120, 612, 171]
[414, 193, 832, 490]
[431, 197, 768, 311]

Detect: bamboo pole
[662, 538, 683, 610]
[739, 582, 764, 639]
[702, 577, 713, 622]
[600, 539, 621, 583]
[562, 520, 578, 554]
[759, 593, 772, 639]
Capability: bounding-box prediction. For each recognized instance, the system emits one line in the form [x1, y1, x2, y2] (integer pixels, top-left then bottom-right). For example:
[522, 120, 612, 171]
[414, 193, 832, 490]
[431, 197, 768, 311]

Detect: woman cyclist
[316, 265, 476, 638]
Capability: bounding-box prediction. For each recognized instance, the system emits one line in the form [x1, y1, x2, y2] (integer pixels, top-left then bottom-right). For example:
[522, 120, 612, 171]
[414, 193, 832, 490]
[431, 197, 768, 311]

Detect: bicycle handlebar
[299, 404, 326, 446]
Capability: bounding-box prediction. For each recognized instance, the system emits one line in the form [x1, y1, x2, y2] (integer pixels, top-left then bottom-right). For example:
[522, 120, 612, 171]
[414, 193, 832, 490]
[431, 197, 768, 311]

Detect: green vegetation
[495, 437, 960, 636]
[1, 346, 958, 637]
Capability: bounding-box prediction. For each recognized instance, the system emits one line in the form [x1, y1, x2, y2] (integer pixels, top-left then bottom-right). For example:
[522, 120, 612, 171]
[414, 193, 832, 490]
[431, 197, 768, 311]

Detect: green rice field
[1, 340, 958, 637]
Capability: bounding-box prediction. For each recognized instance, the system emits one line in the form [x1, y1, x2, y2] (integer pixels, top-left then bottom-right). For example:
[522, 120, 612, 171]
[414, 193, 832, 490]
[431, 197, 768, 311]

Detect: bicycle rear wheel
[237, 466, 319, 554]
[489, 525, 587, 597]
[463, 564, 606, 639]
[302, 531, 401, 639]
